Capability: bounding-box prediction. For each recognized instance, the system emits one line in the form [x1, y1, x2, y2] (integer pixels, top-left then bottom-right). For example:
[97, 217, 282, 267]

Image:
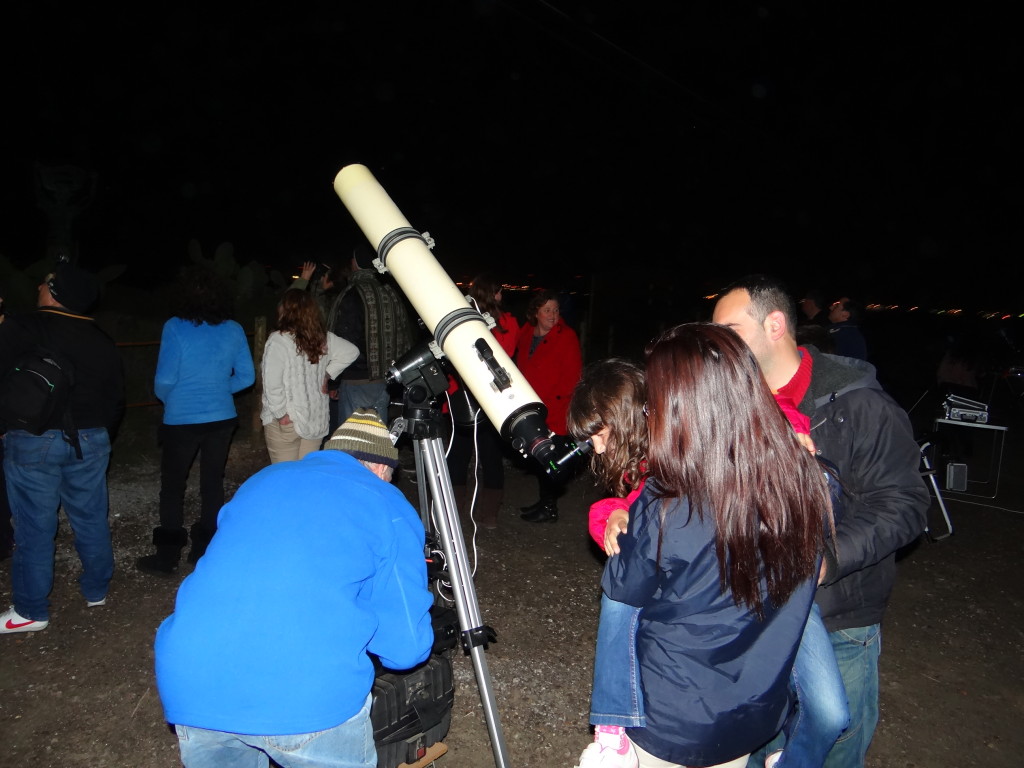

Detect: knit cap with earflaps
[323, 408, 399, 468]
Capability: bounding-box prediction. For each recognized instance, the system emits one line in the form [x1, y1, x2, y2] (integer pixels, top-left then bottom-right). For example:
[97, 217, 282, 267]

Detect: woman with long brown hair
[602, 323, 831, 768]
[261, 289, 358, 463]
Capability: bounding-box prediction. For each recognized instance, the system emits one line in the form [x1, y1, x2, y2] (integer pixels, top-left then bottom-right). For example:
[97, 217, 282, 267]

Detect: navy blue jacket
[603, 485, 816, 767]
[827, 321, 868, 360]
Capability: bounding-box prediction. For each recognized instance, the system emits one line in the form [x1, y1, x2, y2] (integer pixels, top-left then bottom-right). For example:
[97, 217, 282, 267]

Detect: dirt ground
[2, 403, 1023, 768]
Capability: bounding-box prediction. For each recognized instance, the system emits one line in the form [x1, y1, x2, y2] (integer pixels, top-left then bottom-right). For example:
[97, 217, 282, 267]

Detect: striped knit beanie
[324, 408, 399, 468]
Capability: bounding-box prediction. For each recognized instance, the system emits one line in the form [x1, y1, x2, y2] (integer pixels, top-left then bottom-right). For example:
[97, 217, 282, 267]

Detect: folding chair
[919, 440, 953, 540]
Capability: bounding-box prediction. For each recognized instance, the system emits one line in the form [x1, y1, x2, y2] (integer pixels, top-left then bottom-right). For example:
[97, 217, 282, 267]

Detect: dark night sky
[3, 2, 1021, 309]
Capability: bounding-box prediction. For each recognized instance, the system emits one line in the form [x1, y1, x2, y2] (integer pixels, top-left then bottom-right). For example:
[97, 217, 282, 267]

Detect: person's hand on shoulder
[604, 508, 630, 556]
[797, 432, 817, 454]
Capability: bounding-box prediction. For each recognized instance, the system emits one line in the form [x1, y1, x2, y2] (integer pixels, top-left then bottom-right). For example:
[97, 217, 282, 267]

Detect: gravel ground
[2, 404, 1023, 768]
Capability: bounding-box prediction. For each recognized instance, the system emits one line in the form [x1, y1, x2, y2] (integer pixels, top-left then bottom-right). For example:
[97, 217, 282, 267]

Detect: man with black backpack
[0, 263, 124, 634]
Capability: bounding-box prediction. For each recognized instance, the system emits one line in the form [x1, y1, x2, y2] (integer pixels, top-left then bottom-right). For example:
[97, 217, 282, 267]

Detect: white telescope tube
[333, 164, 554, 459]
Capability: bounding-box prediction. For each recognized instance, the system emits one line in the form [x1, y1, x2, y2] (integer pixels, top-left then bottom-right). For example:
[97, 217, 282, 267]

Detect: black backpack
[0, 345, 81, 457]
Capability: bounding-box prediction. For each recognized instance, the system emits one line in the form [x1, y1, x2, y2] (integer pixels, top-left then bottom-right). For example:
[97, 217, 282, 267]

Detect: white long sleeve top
[260, 331, 359, 440]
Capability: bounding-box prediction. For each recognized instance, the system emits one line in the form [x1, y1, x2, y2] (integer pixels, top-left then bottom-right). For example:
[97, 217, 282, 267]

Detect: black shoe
[519, 499, 545, 515]
[521, 502, 558, 523]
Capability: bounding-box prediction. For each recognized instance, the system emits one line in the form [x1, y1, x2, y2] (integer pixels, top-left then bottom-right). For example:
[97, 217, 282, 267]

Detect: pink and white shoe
[573, 727, 639, 768]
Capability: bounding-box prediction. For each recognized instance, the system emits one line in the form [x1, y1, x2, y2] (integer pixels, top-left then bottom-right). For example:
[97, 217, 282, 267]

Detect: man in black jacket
[714, 275, 928, 768]
[325, 245, 414, 431]
[0, 264, 124, 634]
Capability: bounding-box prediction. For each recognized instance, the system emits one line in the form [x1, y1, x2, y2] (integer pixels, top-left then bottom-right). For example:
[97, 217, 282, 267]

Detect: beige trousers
[264, 421, 323, 464]
[632, 741, 750, 768]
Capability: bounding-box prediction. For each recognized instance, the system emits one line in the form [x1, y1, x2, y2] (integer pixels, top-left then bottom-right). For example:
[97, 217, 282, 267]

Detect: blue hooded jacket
[603, 484, 816, 766]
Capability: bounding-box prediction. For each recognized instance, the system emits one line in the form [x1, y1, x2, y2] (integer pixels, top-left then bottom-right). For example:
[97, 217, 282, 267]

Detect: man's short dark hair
[721, 274, 799, 336]
[836, 298, 862, 323]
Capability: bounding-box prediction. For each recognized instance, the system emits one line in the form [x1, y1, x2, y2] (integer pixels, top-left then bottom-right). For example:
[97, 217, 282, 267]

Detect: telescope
[335, 163, 600, 768]
[333, 163, 586, 476]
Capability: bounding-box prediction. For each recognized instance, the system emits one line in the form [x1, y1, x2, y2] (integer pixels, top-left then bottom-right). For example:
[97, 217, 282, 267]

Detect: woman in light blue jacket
[137, 266, 255, 575]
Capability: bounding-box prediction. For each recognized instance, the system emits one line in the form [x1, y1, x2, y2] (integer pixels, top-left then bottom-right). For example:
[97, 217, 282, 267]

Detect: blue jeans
[747, 622, 878, 768]
[775, 604, 850, 767]
[337, 381, 390, 427]
[590, 593, 646, 728]
[4, 428, 113, 621]
[822, 625, 880, 768]
[174, 693, 375, 768]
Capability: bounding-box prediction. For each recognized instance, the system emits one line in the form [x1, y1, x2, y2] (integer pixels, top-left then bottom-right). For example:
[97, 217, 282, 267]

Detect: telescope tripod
[394, 397, 511, 768]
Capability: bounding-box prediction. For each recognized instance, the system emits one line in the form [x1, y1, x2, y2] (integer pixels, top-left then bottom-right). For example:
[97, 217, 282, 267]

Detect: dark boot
[519, 498, 545, 515]
[136, 526, 188, 575]
[187, 523, 216, 564]
[477, 488, 502, 530]
[521, 498, 558, 523]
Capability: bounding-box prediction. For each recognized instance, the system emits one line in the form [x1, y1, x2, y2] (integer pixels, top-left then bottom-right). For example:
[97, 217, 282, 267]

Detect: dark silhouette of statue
[33, 163, 97, 265]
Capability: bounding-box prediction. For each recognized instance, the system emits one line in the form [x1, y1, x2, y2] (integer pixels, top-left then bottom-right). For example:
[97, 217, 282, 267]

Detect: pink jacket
[589, 479, 646, 548]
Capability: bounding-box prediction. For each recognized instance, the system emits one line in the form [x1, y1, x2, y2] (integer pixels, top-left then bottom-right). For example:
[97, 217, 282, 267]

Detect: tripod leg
[417, 436, 512, 768]
[412, 443, 433, 537]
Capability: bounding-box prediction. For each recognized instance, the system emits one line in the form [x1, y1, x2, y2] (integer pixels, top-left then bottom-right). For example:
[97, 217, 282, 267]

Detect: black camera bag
[371, 653, 454, 768]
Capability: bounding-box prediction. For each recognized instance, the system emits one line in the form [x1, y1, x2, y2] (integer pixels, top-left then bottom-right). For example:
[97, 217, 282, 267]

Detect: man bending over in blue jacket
[154, 409, 433, 768]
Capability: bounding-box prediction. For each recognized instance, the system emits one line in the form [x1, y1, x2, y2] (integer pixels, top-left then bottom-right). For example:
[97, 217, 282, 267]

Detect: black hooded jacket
[800, 346, 929, 632]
